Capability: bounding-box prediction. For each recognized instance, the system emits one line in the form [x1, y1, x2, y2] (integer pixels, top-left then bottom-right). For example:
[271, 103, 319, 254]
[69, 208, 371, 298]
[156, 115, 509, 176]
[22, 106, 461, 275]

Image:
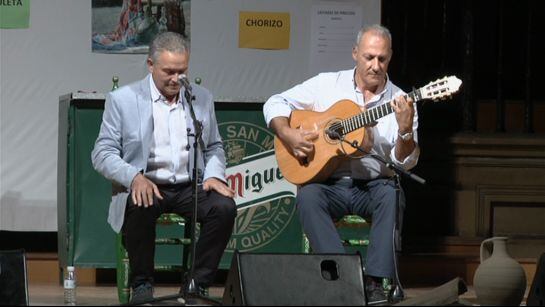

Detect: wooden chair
[302, 215, 370, 254]
[334, 215, 371, 253]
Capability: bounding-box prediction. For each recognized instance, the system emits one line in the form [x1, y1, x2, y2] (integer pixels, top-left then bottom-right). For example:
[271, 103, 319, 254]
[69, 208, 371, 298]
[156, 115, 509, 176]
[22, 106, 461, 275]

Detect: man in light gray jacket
[92, 32, 236, 304]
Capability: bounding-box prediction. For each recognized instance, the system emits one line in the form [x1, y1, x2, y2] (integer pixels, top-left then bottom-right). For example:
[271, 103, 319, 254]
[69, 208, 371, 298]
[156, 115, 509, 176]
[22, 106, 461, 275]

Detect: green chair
[336, 215, 401, 298]
[334, 215, 371, 253]
[302, 215, 371, 254]
[116, 213, 192, 304]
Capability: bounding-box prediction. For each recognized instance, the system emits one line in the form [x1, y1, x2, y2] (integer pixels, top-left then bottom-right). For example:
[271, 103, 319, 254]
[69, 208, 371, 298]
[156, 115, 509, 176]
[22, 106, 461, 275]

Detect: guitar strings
[328, 92, 416, 136]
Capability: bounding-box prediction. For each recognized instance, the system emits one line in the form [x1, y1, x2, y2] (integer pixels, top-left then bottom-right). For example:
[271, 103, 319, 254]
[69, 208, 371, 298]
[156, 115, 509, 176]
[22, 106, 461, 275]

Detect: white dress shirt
[145, 77, 190, 184]
[263, 68, 420, 180]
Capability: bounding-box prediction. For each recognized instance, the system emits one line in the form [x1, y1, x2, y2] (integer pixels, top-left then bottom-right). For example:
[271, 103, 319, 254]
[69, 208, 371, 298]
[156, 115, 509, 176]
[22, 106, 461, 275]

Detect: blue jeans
[296, 177, 405, 278]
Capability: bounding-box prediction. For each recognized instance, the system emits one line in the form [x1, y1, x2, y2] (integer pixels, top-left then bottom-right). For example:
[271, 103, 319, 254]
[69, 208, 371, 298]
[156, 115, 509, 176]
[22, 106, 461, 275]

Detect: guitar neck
[341, 89, 422, 135]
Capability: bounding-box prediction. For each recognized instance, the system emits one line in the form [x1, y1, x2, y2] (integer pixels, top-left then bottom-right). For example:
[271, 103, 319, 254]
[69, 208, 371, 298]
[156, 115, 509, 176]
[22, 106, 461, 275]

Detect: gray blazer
[91, 74, 227, 233]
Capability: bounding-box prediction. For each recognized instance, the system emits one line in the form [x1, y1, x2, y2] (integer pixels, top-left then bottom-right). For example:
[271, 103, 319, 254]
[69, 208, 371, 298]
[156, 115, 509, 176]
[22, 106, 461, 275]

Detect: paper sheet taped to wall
[239, 11, 290, 50]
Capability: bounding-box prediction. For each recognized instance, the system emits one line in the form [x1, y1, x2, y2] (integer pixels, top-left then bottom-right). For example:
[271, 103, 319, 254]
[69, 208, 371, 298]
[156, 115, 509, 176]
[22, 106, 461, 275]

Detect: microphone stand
[178, 82, 221, 306]
[129, 83, 220, 306]
[328, 130, 425, 304]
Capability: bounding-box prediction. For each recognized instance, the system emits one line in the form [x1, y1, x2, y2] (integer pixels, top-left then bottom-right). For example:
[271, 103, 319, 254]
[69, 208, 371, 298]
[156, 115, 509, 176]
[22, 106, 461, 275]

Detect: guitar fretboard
[331, 89, 422, 136]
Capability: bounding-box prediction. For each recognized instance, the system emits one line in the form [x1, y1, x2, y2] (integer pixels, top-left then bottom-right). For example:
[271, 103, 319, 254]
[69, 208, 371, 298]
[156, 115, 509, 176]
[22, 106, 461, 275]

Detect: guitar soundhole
[324, 123, 344, 144]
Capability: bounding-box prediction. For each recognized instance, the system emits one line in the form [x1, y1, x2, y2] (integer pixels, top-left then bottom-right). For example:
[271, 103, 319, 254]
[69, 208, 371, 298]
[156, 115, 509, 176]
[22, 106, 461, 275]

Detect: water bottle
[63, 266, 76, 305]
[112, 76, 119, 91]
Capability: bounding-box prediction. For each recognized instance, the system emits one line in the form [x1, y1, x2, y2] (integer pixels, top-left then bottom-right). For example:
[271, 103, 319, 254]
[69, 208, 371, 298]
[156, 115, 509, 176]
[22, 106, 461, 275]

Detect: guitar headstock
[419, 75, 462, 101]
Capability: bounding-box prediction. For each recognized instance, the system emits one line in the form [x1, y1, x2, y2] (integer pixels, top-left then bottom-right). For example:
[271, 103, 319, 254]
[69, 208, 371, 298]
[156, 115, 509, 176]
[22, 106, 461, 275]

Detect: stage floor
[27, 283, 481, 306]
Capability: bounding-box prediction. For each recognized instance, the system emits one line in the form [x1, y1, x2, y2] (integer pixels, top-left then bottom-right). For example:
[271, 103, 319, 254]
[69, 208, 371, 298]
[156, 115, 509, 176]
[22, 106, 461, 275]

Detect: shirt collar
[351, 67, 391, 100]
[149, 75, 180, 105]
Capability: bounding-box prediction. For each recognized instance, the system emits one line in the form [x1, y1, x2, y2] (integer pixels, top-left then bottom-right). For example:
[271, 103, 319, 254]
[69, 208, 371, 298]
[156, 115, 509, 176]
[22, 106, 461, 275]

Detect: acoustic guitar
[274, 75, 462, 185]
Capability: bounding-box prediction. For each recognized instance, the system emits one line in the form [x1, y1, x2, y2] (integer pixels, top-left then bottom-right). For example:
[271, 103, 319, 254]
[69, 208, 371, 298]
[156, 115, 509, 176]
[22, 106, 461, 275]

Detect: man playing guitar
[263, 24, 419, 305]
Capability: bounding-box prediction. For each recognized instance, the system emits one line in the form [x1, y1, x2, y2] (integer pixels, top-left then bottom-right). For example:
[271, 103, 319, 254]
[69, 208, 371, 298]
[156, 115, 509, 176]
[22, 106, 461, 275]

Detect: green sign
[0, 0, 30, 29]
[217, 107, 304, 268]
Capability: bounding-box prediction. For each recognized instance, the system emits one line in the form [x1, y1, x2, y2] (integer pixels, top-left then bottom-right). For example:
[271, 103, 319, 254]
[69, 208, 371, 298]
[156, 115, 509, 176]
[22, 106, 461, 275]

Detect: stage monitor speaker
[527, 252, 545, 306]
[0, 249, 29, 306]
[222, 252, 366, 306]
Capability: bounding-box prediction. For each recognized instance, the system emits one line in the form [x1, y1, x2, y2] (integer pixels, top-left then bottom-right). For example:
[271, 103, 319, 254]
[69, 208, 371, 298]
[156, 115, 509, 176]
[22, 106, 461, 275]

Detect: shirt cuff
[263, 98, 294, 126]
[390, 143, 420, 170]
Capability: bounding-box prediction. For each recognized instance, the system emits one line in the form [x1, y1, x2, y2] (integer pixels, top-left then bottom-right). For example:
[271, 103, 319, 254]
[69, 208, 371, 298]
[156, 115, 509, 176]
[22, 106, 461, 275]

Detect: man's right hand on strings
[271, 117, 319, 160]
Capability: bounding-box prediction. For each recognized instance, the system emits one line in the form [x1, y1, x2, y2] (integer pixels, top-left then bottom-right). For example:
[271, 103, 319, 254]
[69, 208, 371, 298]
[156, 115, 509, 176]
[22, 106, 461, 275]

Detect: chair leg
[116, 233, 130, 304]
[182, 220, 193, 274]
[302, 233, 311, 253]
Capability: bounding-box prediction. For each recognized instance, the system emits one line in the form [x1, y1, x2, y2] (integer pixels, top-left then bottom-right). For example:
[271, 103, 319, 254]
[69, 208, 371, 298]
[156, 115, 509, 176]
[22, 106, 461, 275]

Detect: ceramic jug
[473, 237, 527, 305]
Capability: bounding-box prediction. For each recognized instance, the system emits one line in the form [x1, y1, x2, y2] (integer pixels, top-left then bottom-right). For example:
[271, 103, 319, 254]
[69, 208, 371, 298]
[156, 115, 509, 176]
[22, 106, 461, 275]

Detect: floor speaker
[527, 253, 545, 306]
[222, 252, 366, 306]
[0, 249, 29, 306]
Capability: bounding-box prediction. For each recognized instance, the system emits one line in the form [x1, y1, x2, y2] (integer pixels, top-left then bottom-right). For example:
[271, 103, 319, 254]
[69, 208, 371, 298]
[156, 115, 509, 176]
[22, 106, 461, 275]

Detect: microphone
[178, 74, 192, 91]
[326, 128, 341, 140]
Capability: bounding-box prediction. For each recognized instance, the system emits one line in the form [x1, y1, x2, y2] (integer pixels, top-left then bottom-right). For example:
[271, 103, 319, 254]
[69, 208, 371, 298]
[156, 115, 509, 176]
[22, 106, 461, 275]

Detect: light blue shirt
[263, 68, 420, 180]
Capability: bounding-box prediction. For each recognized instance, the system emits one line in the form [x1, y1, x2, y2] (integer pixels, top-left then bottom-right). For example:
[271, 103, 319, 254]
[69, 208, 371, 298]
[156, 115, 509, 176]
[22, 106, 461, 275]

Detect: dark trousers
[121, 182, 237, 288]
[296, 178, 405, 279]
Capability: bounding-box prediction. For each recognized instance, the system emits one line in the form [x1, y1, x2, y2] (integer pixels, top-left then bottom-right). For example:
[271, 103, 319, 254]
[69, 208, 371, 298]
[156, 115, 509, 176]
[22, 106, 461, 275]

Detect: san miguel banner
[217, 112, 303, 268]
[225, 150, 297, 251]
[227, 151, 296, 210]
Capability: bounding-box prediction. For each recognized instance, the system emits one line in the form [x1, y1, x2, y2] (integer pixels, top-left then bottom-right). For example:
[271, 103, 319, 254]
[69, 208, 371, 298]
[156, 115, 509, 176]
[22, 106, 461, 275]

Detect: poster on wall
[0, 0, 30, 29]
[238, 11, 290, 50]
[91, 0, 190, 54]
[309, 0, 363, 75]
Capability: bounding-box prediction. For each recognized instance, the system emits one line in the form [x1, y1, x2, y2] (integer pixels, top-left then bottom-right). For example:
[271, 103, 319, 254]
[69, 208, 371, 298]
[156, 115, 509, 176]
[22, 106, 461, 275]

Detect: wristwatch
[398, 130, 413, 141]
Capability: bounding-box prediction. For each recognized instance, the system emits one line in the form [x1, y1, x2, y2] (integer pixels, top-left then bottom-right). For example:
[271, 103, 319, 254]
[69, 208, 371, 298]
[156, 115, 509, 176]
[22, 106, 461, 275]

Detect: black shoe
[365, 276, 389, 306]
[129, 282, 154, 305]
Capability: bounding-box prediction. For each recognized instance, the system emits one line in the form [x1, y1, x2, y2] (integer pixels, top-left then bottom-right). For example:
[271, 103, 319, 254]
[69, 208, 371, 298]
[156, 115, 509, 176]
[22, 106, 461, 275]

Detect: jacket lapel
[136, 75, 153, 170]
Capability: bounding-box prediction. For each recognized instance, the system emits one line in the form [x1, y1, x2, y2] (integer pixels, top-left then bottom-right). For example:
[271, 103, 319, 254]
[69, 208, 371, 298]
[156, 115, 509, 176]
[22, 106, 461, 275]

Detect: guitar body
[274, 99, 366, 185]
[273, 75, 463, 185]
